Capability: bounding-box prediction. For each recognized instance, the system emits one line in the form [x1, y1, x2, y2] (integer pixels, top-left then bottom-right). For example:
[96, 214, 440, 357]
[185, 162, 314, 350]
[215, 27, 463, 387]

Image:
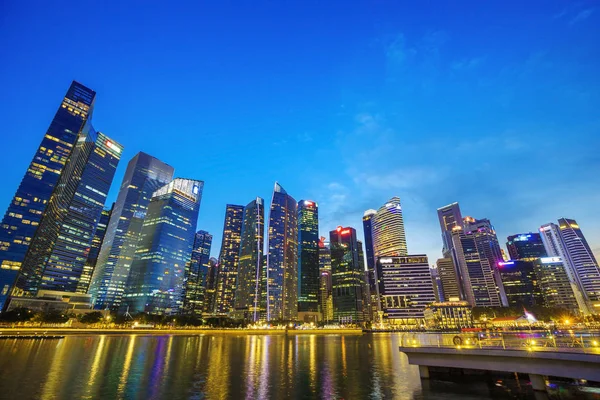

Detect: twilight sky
[1, 1, 599, 263]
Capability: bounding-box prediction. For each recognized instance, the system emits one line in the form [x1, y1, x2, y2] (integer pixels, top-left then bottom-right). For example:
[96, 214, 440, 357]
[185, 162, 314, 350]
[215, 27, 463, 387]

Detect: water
[0, 333, 588, 399]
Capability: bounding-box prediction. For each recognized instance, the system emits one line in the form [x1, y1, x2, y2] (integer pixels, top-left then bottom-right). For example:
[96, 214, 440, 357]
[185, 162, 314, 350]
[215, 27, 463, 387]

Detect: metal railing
[399, 331, 600, 354]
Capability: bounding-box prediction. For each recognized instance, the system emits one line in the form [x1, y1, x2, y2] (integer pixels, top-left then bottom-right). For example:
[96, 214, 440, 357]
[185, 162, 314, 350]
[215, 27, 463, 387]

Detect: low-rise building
[423, 300, 473, 330]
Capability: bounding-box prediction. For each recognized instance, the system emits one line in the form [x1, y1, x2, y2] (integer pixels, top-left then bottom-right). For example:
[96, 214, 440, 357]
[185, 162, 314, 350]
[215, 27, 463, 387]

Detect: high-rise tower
[77, 206, 113, 294]
[214, 204, 244, 314]
[506, 233, 547, 260]
[234, 198, 265, 322]
[372, 197, 407, 257]
[183, 230, 213, 316]
[265, 183, 298, 321]
[0, 82, 96, 310]
[89, 152, 173, 310]
[297, 200, 319, 321]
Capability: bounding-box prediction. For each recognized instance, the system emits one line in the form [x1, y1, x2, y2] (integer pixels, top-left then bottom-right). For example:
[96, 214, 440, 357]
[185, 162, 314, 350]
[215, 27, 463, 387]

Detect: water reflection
[0, 333, 564, 399]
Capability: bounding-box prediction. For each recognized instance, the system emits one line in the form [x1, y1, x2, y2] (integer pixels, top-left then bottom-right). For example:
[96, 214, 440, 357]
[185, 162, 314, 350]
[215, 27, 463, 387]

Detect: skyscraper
[462, 216, 508, 306]
[77, 206, 113, 294]
[297, 200, 319, 321]
[539, 223, 589, 314]
[89, 152, 174, 310]
[497, 260, 544, 308]
[437, 202, 463, 255]
[450, 228, 502, 307]
[375, 255, 436, 325]
[506, 233, 547, 260]
[266, 183, 298, 321]
[214, 204, 244, 314]
[533, 257, 580, 313]
[234, 198, 264, 322]
[183, 230, 213, 317]
[330, 226, 365, 324]
[372, 197, 407, 257]
[0, 82, 96, 310]
[123, 178, 203, 315]
[318, 237, 332, 321]
[362, 209, 377, 288]
[436, 257, 461, 301]
[14, 126, 123, 296]
[558, 218, 600, 308]
[203, 257, 219, 315]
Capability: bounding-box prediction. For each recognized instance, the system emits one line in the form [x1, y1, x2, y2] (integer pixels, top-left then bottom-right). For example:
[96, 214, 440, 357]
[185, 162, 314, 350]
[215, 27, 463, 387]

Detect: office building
[234, 198, 264, 322]
[0, 82, 96, 310]
[506, 233, 547, 260]
[14, 128, 122, 296]
[123, 178, 203, 315]
[76, 206, 113, 294]
[203, 257, 219, 314]
[497, 260, 544, 307]
[423, 301, 473, 330]
[297, 200, 319, 322]
[89, 152, 174, 310]
[265, 183, 298, 321]
[214, 204, 244, 314]
[330, 227, 365, 324]
[372, 197, 407, 257]
[183, 231, 213, 317]
[437, 202, 463, 255]
[436, 257, 461, 301]
[362, 209, 377, 293]
[533, 257, 580, 313]
[375, 255, 436, 325]
[318, 237, 332, 321]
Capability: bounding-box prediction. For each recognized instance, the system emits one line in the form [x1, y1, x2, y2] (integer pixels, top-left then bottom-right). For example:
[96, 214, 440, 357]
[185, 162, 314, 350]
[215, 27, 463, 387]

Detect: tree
[0, 307, 34, 322]
[79, 312, 104, 324]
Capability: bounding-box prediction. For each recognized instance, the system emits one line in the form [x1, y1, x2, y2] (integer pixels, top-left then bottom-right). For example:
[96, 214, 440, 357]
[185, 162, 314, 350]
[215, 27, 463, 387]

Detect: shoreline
[0, 327, 364, 336]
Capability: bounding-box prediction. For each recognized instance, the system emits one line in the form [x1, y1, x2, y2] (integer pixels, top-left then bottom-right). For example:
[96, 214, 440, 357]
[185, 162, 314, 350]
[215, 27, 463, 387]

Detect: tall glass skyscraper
[234, 198, 264, 321]
[318, 237, 332, 322]
[0, 81, 96, 310]
[437, 202, 463, 256]
[203, 257, 219, 314]
[183, 230, 213, 316]
[497, 260, 544, 307]
[89, 152, 174, 310]
[214, 204, 244, 314]
[330, 226, 365, 324]
[506, 233, 547, 260]
[266, 183, 298, 321]
[362, 209, 377, 302]
[14, 125, 123, 296]
[77, 206, 113, 294]
[372, 197, 407, 257]
[297, 200, 319, 320]
[123, 178, 203, 315]
[436, 257, 461, 301]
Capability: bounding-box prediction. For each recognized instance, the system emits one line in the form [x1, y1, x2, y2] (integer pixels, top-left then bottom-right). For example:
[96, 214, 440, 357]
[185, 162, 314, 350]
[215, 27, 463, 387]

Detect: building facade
[214, 204, 244, 315]
[265, 183, 298, 321]
[123, 178, 203, 315]
[506, 233, 547, 260]
[14, 127, 122, 297]
[372, 197, 407, 257]
[330, 227, 365, 324]
[234, 198, 264, 322]
[437, 202, 463, 256]
[533, 257, 580, 313]
[498, 260, 544, 307]
[77, 206, 113, 294]
[297, 200, 319, 321]
[183, 230, 213, 317]
[0, 82, 96, 310]
[89, 152, 174, 310]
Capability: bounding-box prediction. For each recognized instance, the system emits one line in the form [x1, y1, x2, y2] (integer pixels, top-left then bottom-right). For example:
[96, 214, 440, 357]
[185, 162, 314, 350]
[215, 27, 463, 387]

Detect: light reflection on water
[0, 333, 549, 399]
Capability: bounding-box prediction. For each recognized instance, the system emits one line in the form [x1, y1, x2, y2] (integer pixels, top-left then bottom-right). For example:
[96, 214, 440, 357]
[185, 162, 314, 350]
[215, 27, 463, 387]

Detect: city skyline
[1, 2, 599, 273]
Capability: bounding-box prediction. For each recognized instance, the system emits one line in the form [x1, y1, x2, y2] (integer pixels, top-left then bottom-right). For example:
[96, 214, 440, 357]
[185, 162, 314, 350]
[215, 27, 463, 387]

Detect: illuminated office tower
[429, 265, 443, 302]
[437, 202, 463, 256]
[123, 179, 203, 315]
[318, 237, 332, 321]
[450, 228, 501, 307]
[297, 200, 319, 322]
[89, 152, 173, 310]
[362, 210, 377, 291]
[558, 218, 600, 308]
[375, 255, 436, 326]
[183, 230, 213, 317]
[539, 223, 589, 314]
[265, 183, 298, 321]
[14, 127, 123, 296]
[497, 260, 544, 307]
[436, 258, 461, 301]
[372, 197, 407, 257]
[234, 198, 264, 321]
[462, 217, 508, 306]
[533, 257, 580, 313]
[214, 204, 244, 314]
[203, 257, 219, 314]
[330, 227, 365, 324]
[506, 233, 547, 260]
[76, 206, 113, 294]
[0, 82, 96, 310]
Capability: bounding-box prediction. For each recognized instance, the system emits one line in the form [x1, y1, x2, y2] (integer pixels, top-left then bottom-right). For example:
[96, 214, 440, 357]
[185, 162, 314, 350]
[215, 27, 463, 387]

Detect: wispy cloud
[570, 8, 594, 25]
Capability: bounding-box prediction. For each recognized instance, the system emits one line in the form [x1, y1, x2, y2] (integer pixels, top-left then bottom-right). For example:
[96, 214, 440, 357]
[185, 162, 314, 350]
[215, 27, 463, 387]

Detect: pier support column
[419, 365, 430, 379]
[529, 374, 547, 392]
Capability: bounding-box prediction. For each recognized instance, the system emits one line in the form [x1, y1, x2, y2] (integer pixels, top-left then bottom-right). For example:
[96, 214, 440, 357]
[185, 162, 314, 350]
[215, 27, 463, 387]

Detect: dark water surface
[0, 333, 583, 399]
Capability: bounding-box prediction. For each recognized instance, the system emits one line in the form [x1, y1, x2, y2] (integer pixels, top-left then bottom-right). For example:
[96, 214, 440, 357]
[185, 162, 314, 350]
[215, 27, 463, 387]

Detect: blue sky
[1, 1, 599, 262]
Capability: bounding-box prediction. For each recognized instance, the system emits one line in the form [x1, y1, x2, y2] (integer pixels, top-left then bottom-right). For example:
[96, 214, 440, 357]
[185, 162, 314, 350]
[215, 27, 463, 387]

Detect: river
[0, 333, 590, 399]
